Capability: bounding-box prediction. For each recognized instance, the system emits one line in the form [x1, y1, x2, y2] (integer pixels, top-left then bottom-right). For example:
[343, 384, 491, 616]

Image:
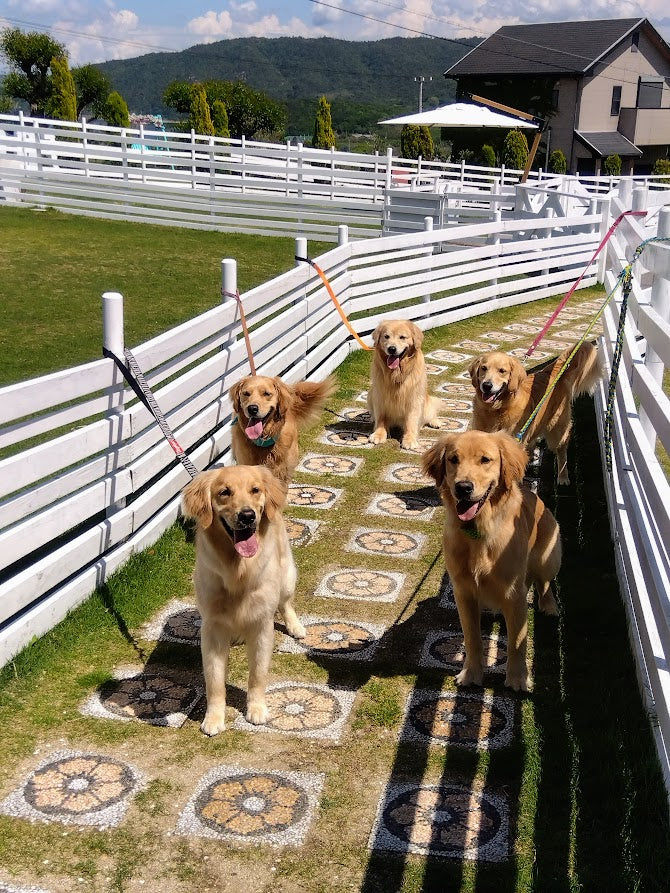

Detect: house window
[631, 33, 639, 52]
[611, 85, 622, 116]
[637, 77, 663, 109]
[552, 87, 560, 110]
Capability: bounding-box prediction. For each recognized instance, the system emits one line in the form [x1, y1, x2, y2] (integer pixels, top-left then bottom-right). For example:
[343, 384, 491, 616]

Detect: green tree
[211, 99, 230, 139]
[46, 56, 77, 121]
[548, 149, 567, 174]
[0, 27, 67, 114]
[71, 64, 111, 119]
[103, 91, 129, 128]
[400, 124, 433, 160]
[312, 96, 336, 149]
[189, 83, 214, 135]
[603, 154, 622, 176]
[480, 144, 496, 167]
[501, 129, 529, 170]
[652, 158, 670, 184]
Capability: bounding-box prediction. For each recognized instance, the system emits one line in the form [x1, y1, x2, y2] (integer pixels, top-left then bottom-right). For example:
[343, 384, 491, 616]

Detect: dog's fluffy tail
[291, 375, 338, 426]
[551, 341, 603, 400]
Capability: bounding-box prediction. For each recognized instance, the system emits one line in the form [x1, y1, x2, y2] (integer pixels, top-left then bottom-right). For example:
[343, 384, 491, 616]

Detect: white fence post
[102, 291, 126, 514]
[221, 259, 237, 353]
[190, 129, 196, 188]
[639, 207, 670, 447]
[121, 127, 128, 184]
[423, 216, 433, 309]
[32, 119, 44, 207]
[385, 147, 393, 190]
[338, 225, 348, 246]
[241, 134, 246, 194]
[82, 116, 90, 177]
[597, 197, 611, 283]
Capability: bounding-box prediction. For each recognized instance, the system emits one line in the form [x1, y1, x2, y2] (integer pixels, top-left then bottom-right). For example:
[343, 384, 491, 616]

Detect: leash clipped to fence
[103, 346, 199, 480]
[296, 254, 372, 351]
[222, 287, 257, 375]
[525, 209, 647, 359]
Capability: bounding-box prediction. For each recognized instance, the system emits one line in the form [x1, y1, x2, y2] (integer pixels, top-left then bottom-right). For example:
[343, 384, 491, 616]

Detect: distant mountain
[96, 35, 480, 135]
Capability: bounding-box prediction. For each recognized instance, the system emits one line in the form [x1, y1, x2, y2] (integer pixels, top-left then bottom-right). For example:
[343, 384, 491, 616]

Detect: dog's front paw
[504, 671, 530, 692]
[201, 709, 226, 736]
[454, 666, 483, 686]
[401, 438, 420, 451]
[424, 419, 441, 429]
[286, 618, 306, 639]
[246, 701, 269, 725]
[369, 428, 387, 445]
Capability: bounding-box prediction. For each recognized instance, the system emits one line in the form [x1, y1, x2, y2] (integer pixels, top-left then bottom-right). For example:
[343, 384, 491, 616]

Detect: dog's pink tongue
[457, 501, 480, 522]
[234, 532, 258, 558]
[483, 392, 497, 404]
[387, 355, 400, 370]
[245, 420, 264, 440]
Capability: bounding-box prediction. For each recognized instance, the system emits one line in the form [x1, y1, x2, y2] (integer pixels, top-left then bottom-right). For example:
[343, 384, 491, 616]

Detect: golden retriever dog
[181, 465, 305, 736]
[230, 374, 336, 483]
[367, 319, 440, 450]
[468, 341, 602, 484]
[422, 430, 561, 692]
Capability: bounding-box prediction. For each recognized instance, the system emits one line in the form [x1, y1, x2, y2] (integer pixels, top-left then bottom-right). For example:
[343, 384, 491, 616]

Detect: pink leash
[524, 209, 647, 358]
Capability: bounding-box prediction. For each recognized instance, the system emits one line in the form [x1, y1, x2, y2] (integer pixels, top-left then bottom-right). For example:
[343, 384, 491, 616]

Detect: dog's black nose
[247, 404, 259, 417]
[455, 480, 474, 499]
[481, 380, 493, 393]
[237, 508, 256, 527]
[387, 344, 397, 355]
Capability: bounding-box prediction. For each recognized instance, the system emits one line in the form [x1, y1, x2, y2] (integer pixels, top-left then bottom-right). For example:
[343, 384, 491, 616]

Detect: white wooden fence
[595, 179, 670, 792]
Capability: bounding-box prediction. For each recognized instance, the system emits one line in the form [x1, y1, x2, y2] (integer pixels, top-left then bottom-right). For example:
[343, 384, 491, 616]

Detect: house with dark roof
[444, 18, 670, 175]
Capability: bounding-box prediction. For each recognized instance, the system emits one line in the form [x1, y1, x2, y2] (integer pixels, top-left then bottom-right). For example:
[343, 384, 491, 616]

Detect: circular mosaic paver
[285, 518, 320, 546]
[163, 607, 201, 644]
[340, 408, 373, 423]
[237, 683, 348, 736]
[424, 362, 448, 375]
[402, 690, 514, 750]
[316, 568, 404, 603]
[287, 484, 341, 508]
[385, 464, 433, 486]
[177, 766, 324, 845]
[368, 493, 434, 520]
[298, 454, 362, 476]
[420, 631, 507, 672]
[321, 429, 372, 448]
[440, 398, 473, 414]
[351, 529, 423, 556]
[371, 781, 508, 862]
[96, 672, 201, 726]
[279, 616, 385, 661]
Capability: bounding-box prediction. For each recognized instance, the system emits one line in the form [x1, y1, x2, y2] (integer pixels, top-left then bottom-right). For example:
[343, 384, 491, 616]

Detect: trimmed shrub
[603, 154, 622, 176]
[103, 91, 129, 128]
[189, 83, 213, 136]
[400, 124, 433, 160]
[652, 158, 670, 184]
[47, 56, 77, 121]
[312, 96, 336, 149]
[211, 99, 230, 139]
[501, 129, 529, 170]
[480, 144, 496, 168]
[549, 149, 567, 174]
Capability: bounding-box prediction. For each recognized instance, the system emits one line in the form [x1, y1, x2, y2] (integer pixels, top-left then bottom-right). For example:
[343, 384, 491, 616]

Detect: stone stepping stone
[0, 884, 51, 893]
[365, 493, 436, 522]
[532, 338, 575, 350]
[296, 453, 363, 477]
[436, 381, 473, 396]
[508, 347, 551, 360]
[79, 666, 203, 728]
[346, 528, 426, 559]
[479, 330, 522, 342]
[279, 616, 385, 662]
[140, 600, 201, 646]
[400, 437, 442, 453]
[233, 682, 356, 741]
[285, 517, 321, 547]
[451, 339, 499, 352]
[368, 779, 509, 862]
[315, 568, 405, 603]
[337, 407, 373, 424]
[438, 576, 456, 609]
[504, 323, 542, 334]
[383, 463, 433, 487]
[0, 751, 144, 830]
[555, 328, 589, 339]
[176, 766, 324, 846]
[424, 362, 449, 375]
[425, 349, 473, 364]
[355, 390, 368, 403]
[400, 689, 515, 750]
[319, 428, 373, 449]
[419, 631, 507, 674]
[439, 397, 473, 414]
[287, 484, 342, 509]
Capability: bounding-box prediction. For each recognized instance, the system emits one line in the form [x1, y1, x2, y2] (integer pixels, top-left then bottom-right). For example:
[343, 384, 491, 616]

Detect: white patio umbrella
[379, 102, 538, 130]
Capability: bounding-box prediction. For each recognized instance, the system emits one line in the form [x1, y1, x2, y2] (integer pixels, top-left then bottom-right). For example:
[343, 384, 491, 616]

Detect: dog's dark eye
[263, 391, 271, 397]
[449, 455, 459, 465]
[383, 333, 390, 339]
[399, 334, 406, 339]
[218, 488, 231, 497]
[251, 486, 260, 494]
[481, 365, 487, 372]
[480, 456, 492, 464]
[242, 391, 250, 398]
[499, 368, 506, 375]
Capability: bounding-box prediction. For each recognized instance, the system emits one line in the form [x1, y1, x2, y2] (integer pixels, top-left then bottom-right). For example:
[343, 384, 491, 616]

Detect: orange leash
[296, 255, 372, 351]
[222, 288, 257, 374]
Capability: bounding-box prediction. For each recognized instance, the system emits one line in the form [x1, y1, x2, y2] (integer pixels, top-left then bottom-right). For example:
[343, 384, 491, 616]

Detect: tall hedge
[400, 124, 433, 160]
[549, 149, 567, 174]
[480, 144, 496, 168]
[47, 56, 76, 121]
[189, 83, 213, 136]
[501, 129, 529, 170]
[312, 96, 336, 149]
[211, 99, 230, 139]
[603, 154, 622, 176]
[652, 158, 670, 184]
[103, 91, 129, 128]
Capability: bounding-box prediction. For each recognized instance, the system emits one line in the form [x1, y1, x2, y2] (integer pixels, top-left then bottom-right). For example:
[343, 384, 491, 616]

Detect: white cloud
[111, 9, 138, 30]
[187, 10, 233, 39]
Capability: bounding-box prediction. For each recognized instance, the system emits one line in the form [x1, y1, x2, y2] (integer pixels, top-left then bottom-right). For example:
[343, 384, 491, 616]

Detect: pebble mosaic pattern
[346, 527, 426, 559]
[79, 666, 203, 728]
[480, 330, 522, 342]
[315, 568, 405, 603]
[319, 428, 373, 449]
[279, 616, 385, 661]
[426, 350, 473, 364]
[383, 463, 433, 486]
[369, 780, 509, 862]
[0, 883, 51, 893]
[439, 397, 473, 414]
[338, 407, 373, 423]
[140, 600, 200, 646]
[176, 766, 324, 846]
[287, 483, 343, 509]
[437, 381, 474, 396]
[0, 751, 143, 830]
[365, 492, 436, 521]
[400, 690, 515, 750]
[296, 453, 363, 477]
[233, 682, 356, 741]
[425, 362, 448, 375]
[420, 631, 507, 674]
[285, 517, 321, 546]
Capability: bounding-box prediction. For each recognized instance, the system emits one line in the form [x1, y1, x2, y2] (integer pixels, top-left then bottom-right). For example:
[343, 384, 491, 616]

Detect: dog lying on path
[230, 374, 336, 483]
[181, 465, 305, 736]
[468, 341, 602, 484]
[367, 319, 440, 450]
[422, 430, 561, 692]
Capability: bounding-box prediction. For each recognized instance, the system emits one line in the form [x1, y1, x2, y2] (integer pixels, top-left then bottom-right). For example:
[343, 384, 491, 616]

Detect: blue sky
[0, 1, 668, 65]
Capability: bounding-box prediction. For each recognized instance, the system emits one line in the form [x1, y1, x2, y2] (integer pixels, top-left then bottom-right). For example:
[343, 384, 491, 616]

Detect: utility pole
[414, 75, 432, 113]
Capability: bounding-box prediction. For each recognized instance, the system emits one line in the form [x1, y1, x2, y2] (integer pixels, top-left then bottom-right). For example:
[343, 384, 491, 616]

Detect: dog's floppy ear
[259, 467, 287, 519]
[496, 432, 528, 490]
[181, 471, 215, 528]
[421, 435, 454, 490]
[468, 356, 482, 387]
[507, 358, 527, 395]
[273, 377, 293, 420]
[229, 378, 246, 414]
[371, 323, 385, 347]
[408, 321, 424, 352]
